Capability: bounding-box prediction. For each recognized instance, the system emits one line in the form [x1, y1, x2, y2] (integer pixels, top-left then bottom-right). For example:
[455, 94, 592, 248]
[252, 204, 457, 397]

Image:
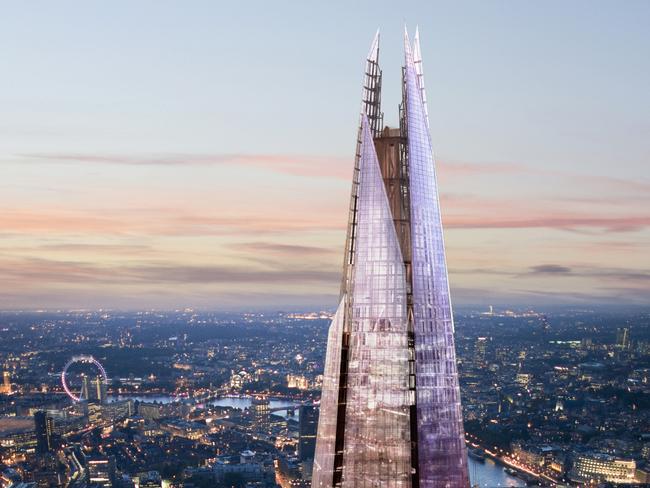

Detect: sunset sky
[1, 1, 648, 310]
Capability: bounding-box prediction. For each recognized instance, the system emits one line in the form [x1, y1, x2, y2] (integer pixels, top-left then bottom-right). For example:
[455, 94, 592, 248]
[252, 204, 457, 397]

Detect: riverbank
[468, 441, 559, 486]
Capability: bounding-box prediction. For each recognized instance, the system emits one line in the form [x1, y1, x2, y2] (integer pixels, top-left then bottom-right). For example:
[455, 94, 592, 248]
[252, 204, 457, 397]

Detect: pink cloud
[2, 196, 647, 237]
[15, 152, 548, 184]
[0, 209, 346, 236]
[444, 214, 650, 232]
[17, 152, 353, 180]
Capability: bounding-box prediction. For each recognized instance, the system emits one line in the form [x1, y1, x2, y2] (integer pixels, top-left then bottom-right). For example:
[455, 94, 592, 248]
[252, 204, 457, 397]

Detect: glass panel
[412, 27, 429, 129]
[312, 297, 346, 488]
[341, 116, 412, 488]
[405, 34, 470, 488]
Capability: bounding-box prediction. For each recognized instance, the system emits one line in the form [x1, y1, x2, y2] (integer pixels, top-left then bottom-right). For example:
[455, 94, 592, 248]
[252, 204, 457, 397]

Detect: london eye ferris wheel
[61, 355, 107, 402]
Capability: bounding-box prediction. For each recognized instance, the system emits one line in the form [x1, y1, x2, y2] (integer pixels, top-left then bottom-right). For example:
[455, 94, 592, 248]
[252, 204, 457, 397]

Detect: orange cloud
[444, 214, 650, 232]
[0, 209, 346, 236]
[13, 152, 570, 190]
[16, 152, 353, 180]
[2, 198, 648, 237]
[2, 151, 648, 308]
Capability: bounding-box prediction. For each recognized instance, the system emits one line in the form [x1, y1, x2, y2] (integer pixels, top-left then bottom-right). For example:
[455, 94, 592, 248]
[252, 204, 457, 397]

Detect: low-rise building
[570, 453, 636, 484]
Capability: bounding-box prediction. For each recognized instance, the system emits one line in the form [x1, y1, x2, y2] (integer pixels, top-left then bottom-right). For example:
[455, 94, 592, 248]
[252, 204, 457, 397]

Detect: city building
[299, 406, 318, 481]
[212, 450, 275, 485]
[312, 29, 469, 487]
[33, 411, 54, 454]
[298, 406, 318, 462]
[86, 455, 116, 488]
[101, 399, 134, 422]
[516, 373, 532, 387]
[87, 403, 103, 425]
[617, 327, 631, 349]
[0, 371, 11, 394]
[33, 466, 62, 488]
[138, 403, 162, 421]
[287, 374, 310, 390]
[570, 453, 637, 484]
[159, 418, 207, 440]
[1, 467, 22, 487]
[137, 471, 162, 488]
[230, 370, 250, 390]
[474, 337, 488, 366]
[251, 396, 270, 431]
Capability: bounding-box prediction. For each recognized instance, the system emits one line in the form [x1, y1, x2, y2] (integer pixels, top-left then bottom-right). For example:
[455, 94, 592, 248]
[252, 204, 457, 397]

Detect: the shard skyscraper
[312, 29, 469, 488]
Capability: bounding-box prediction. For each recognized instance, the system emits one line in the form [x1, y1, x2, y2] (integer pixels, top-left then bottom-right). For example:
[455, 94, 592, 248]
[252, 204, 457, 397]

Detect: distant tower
[475, 337, 488, 366]
[299, 406, 319, 480]
[312, 28, 469, 488]
[1, 371, 11, 394]
[616, 327, 630, 349]
[34, 410, 54, 453]
[251, 396, 270, 431]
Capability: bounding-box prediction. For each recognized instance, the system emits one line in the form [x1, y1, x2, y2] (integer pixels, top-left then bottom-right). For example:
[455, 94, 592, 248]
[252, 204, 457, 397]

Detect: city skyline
[1, 1, 649, 310]
[2, 307, 648, 487]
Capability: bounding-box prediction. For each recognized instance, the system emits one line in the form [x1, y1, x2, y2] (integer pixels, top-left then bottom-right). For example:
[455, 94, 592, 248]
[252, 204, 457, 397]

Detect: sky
[0, 1, 648, 310]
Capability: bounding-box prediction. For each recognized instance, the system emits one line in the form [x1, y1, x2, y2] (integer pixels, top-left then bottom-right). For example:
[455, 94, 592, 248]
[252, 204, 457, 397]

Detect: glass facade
[341, 116, 412, 487]
[404, 32, 469, 488]
[313, 297, 345, 488]
[411, 27, 429, 129]
[313, 30, 469, 488]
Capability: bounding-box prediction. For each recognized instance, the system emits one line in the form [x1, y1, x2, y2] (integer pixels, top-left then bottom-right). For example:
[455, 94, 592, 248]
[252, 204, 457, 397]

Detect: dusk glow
[1, 1, 648, 309]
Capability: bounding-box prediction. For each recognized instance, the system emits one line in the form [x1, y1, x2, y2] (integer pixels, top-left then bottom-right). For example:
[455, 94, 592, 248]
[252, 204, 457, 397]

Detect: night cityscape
[1, 307, 649, 487]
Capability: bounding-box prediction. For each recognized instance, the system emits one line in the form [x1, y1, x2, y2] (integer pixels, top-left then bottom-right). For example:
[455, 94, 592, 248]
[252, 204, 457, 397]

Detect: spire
[367, 28, 380, 64]
[404, 26, 470, 488]
[404, 26, 430, 130]
[413, 25, 421, 62]
[412, 25, 430, 127]
[403, 24, 412, 65]
[341, 31, 384, 297]
[361, 30, 383, 137]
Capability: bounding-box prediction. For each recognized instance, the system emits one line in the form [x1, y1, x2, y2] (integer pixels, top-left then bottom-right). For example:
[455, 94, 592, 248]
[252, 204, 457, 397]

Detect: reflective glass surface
[405, 34, 469, 488]
[341, 116, 412, 488]
[312, 298, 346, 488]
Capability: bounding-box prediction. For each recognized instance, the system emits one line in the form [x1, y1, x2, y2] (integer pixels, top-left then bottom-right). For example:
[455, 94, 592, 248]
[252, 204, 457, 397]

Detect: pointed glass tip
[403, 25, 413, 63]
[367, 29, 380, 62]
